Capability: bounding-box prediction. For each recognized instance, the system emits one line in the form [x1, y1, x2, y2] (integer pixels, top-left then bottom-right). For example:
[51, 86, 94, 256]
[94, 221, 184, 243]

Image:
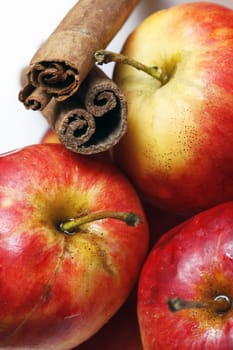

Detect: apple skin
[138, 201, 233, 349]
[0, 143, 149, 349]
[112, 2, 233, 216]
[75, 286, 143, 350]
[72, 205, 183, 350]
[40, 128, 60, 144]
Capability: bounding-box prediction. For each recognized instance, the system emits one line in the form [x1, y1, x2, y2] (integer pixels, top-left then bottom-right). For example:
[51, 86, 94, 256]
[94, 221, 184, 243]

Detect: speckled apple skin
[0, 143, 149, 349]
[113, 2, 233, 216]
[138, 201, 233, 350]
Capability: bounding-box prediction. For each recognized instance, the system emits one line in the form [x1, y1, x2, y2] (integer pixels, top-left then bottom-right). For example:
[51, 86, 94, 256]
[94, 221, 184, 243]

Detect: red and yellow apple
[138, 201, 233, 349]
[40, 128, 60, 144]
[0, 143, 149, 349]
[75, 204, 185, 350]
[109, 2, 233, 216]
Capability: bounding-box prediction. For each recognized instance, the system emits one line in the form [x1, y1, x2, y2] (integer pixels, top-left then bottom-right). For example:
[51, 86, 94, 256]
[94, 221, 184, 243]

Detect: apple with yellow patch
[97, 2, 233, 216]
[40, 128, 60, 144]
[0, 143, 148, 349]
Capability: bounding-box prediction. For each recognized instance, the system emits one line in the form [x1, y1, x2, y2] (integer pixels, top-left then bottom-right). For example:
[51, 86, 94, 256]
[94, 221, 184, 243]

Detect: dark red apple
[75, 286, 143, 350]
[0, 143, 149, 349]
[143, 202, 187, 247]
[138, 201, 233, 349]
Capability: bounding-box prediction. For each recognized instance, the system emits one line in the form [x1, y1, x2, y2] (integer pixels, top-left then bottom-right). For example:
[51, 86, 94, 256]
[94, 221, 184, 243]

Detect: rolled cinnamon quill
[19, 67, 52, 111]
[42, 66, 127, 154]
[20, 0, 139, 104]
[19, 85, 52, 111]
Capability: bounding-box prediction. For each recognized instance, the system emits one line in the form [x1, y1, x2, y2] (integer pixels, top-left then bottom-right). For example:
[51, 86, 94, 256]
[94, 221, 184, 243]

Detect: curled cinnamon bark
[20, 0, 139, 104]
[78, 66, 123, 117]
[19, 84, 52, 111]
[42, 66, 127, 154]
[43, 98, 96, 149]
[19, 67, 52, 111]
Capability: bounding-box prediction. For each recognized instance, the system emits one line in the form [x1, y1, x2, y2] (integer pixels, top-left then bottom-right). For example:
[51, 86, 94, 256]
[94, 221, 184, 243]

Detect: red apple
[72, 204, 184, 350]
[0, 143, 149, 349]
[138, 201, 233, 349]
[75, 286, 143, 350]
[107, 2, 233, 216]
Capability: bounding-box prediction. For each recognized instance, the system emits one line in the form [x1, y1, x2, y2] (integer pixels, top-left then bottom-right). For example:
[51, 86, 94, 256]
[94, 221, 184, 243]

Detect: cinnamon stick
[19, 85, 52, 111]
[19, 67, 52, 111]
[42, 66, 127, 154]
[19, 0, 140, 105]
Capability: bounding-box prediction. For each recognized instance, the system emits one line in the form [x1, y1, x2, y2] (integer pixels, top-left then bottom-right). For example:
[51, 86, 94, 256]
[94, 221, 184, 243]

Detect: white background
[0, 0, 232, 153]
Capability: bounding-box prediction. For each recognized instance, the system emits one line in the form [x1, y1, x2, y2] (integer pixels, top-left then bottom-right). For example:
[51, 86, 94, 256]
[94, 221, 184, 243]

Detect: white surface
[0, 0, 232, 153]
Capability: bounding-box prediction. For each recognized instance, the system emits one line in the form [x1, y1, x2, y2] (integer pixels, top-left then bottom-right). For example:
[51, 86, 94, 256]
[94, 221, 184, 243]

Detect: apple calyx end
[58, 210, 142, 236]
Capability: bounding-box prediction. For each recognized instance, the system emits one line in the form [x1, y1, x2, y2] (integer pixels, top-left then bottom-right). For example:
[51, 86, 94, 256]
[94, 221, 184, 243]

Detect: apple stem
[59, 210, 142, 235]
[94, 49, 169, 85]
[167, 295, 232, 314]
